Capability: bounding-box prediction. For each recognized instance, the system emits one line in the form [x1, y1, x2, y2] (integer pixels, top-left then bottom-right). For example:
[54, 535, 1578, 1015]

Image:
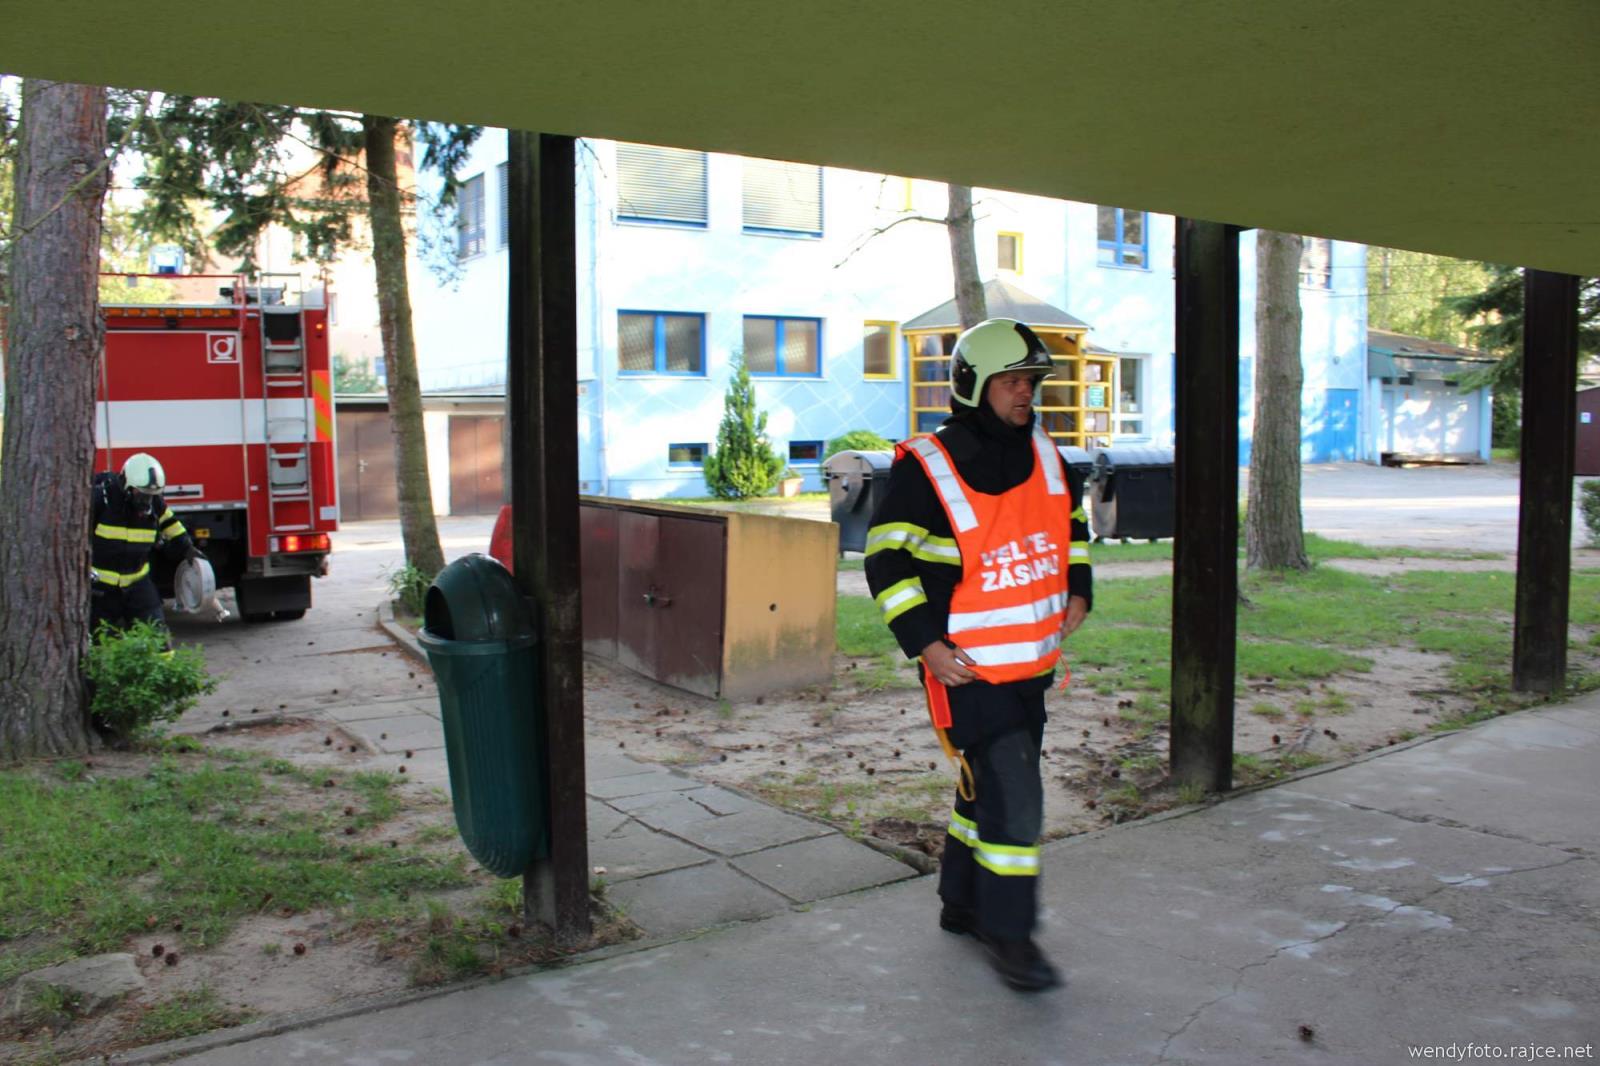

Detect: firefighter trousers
[90, 578, 165, 635]
[937, 677, 1047, 943]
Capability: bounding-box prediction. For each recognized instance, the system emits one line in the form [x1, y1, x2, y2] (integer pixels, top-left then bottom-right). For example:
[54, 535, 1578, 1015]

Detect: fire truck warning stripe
[311, 372, 333, 442]
[95, 399, 317, 448]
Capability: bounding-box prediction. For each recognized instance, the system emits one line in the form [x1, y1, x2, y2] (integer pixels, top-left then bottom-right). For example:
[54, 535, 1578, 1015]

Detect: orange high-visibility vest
[898, 425, 1076, 684]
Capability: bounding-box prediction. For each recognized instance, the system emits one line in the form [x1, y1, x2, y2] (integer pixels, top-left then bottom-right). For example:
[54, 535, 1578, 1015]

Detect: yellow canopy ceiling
[5, 1, 1596, 275]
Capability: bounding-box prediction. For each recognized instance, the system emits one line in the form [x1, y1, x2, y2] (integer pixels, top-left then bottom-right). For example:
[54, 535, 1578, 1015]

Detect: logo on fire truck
[207, 333, 239, 364]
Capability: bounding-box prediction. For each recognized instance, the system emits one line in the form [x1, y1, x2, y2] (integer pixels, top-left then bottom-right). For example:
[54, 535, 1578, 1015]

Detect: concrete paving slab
[664, 806, 834, 856]
[589, 823, 714, 882]
[613, 786, 759, 832]
[273, 631, 400, 656]
[588, 769, 704, 800]
[585, 752, 659, 781]
[1287, 712, 1600, 851]
[321, 695, 440, 723]
[337, 714, 444, 755]
[730, 833, 917, 902]
[603, 862, 790, 937]
[586, 799, 632, 839]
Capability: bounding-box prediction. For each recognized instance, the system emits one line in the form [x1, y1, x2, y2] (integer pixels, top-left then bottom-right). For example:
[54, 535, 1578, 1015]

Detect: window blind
[617, 143, 708, 225]
[742, 158, 822, 234]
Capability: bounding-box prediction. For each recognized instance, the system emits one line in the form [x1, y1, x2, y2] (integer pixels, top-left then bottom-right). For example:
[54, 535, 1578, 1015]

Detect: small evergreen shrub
[1581, 480, 1600, 548]
[702, 355, 784, 499]
[823, 429, 895, 460]
[85, 621, 216, 737]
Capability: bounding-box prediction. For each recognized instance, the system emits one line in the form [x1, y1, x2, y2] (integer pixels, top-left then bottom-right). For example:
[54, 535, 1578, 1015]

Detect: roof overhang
[5, 3, 1598, 276]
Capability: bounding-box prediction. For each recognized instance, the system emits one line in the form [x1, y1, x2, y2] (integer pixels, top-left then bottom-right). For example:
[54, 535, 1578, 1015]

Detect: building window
[998, 231, 1023, 272]
[788, 440, 824, 465]
[743, 316, 822, 376]
[863, 320, 897, 379]
[742, 159, 823, 236]
[618, 311, 705, 375]
[374, 356, 387, 385]
[1116, 355, 1147, 437]
[667, 443, 707, 467]
[616, 143, 708, 227]
[1300, 237, 1333, 288]
[497, 162, 509, 248]
[1097, 206, 1146, 268]
[457, 173, 485, 259]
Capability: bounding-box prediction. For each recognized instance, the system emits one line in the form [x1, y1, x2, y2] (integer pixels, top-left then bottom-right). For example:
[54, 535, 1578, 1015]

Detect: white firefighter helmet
[949, 318, 1055, 408]
[121, 452, 166, 496]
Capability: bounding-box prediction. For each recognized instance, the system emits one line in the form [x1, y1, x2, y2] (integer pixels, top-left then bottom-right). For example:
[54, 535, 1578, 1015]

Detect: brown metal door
[612, 510, 727, 696]
[615, 511, 660, 680]
[335, 408, 398, 520]
[447, 415, 505, 515]
[651, 515, 726, 697]
[1577, 390, 1600, 477]
[580, 504, 619, 658]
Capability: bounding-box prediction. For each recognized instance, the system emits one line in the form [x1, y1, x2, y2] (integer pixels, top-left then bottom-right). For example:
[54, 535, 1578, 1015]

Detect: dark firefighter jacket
[91, 472, 194, 588]
[864, 406, 1092, 669]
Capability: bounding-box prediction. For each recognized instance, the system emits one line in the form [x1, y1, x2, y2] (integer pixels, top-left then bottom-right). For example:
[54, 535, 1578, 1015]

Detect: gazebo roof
[6, 3, 1597, 276]
[903, 280, 1089, 333]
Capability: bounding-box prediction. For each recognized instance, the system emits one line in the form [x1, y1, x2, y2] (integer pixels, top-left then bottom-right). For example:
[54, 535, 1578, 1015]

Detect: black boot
[985, 937, 1061, 992]
[939, 903, 976, 936]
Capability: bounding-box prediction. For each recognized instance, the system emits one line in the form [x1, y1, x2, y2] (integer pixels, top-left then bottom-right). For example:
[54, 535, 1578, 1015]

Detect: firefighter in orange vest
[864, 318, 1091, 991]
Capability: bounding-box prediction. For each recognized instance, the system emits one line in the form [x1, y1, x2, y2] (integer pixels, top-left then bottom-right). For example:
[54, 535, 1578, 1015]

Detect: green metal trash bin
[418, 553, 547, 876]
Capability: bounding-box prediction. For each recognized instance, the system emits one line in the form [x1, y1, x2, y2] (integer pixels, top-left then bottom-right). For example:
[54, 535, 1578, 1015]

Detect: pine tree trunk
[1246, 230, 1310, 572]
[0, 81, 108, 760]
[946, 185, 986, 329]
[363, 115, 444, 579]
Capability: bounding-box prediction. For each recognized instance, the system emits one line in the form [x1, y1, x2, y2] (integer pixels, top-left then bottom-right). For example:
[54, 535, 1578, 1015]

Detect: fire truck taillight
[274, 533, 330, 553]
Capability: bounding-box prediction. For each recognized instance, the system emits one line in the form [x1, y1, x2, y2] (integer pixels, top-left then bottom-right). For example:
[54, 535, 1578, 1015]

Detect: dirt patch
[581, 637, 1471, 853]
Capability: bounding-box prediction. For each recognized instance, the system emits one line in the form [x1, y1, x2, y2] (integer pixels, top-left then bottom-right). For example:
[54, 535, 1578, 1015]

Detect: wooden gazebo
[901, 280, 1114, 446]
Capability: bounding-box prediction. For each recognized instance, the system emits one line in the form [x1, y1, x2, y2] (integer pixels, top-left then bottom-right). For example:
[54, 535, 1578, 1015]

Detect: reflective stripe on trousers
[947, 809, 1041, 877]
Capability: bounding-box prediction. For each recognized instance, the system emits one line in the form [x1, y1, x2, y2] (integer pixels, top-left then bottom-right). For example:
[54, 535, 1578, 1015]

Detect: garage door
[1382, 382, 1479, 456]
[335, 408, 399, 520]
[448, 415, 505, 515]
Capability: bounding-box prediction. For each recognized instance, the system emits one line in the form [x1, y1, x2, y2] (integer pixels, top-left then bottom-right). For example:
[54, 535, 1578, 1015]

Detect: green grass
[0, 755, 471, 983]
[837, 595, 900, 658]
[1083, 534, 1501, 565]
[137, 987, 253, 1042]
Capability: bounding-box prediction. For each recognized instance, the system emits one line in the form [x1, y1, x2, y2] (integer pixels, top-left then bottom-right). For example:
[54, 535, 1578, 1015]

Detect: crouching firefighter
[864, 318, 1091, 992]
[90, 453, 206, 635]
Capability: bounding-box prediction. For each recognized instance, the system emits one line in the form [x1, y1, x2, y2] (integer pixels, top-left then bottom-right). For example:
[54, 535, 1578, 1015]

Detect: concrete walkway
[143, 465, 1598, 1063]
[155, 692, 1599, 1065]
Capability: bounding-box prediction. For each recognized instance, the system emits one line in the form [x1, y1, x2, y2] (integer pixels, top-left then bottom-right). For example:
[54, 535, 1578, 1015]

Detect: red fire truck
[95, 273, 338, 621]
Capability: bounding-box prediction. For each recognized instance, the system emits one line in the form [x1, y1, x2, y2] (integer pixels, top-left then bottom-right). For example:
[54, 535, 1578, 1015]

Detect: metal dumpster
[823, 450, 894, 553]
[1087, 446, 1176, 541]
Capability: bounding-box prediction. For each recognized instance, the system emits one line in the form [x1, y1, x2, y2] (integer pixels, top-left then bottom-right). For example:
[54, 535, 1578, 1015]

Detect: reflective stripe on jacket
[897, 425, 1075, 684]
[90, 472, 189, 588]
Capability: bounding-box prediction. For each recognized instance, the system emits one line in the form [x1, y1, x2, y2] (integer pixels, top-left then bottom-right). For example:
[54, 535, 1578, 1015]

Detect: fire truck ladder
[260, 304, 313, 532]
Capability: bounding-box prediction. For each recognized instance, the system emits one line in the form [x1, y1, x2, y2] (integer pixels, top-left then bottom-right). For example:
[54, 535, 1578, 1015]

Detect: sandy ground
[581, 559, 1523, 854]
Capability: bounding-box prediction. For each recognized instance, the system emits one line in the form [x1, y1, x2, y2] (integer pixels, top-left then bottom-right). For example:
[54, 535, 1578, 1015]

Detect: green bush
[702, 355, 784, 499]
[84, 621, 216, 737]
[1581, 480, 1600, 547]
[386, 563, 432, 618]
[823, 429, 895, 460]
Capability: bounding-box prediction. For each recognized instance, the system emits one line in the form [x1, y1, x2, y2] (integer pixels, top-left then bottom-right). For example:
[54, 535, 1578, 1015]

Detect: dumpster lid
[1093, 446, 1175, 471]
[423, 553, 536, 642]
[823, 449, 894, 476]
